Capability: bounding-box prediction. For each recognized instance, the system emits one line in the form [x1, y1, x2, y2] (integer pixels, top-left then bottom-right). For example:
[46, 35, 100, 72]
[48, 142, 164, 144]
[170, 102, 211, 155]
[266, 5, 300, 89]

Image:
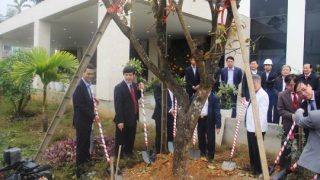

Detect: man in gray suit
[294, 109, 320, 175]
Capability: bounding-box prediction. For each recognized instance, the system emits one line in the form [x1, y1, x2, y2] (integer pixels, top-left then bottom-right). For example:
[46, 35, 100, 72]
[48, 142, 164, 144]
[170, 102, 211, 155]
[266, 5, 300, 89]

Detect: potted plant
[217, 83, 238, 118]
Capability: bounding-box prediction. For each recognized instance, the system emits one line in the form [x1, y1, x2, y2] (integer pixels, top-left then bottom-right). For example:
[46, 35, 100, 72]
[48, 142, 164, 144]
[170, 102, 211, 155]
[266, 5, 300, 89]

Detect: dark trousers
[231, 93, 237, 118]
[115, 122, 137, 156]
[197, 116, 216, 160]
[247, 131, 265, 174]
[279, 125, 298, 170]
[76, 127, 92, 177]
[272, 95, 280, 124]
[266, 88, 277, 123]
[154, 114, 174, 153]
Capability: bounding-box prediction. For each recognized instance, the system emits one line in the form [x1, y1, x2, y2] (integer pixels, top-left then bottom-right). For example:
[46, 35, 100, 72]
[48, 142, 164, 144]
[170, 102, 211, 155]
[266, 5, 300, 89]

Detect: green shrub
[217, 83, 237, 109]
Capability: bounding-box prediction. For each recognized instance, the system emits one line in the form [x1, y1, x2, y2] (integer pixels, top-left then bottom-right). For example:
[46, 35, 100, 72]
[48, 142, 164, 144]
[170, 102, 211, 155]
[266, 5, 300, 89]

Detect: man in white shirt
[242, 74, 269, 177]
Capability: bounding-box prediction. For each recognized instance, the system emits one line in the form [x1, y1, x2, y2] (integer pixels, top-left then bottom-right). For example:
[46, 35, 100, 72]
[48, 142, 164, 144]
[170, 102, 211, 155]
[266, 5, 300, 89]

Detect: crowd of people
[72, 57, 320, 178]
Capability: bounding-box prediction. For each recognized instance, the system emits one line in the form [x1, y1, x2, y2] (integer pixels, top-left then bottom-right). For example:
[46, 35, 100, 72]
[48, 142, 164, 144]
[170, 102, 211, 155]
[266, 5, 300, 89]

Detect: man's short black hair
[123, 66, 135, 74]
[285, 74, 296, 84]
[87, 64, 95, 70]
[226, 56, 234, 61]
[249, 59, 257, 63]
[294, 80, 307, 92]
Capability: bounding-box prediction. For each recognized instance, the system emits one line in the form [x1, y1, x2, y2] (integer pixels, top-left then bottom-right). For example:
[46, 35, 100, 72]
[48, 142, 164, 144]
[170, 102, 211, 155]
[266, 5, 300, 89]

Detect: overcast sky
[0, 0, 13, 15]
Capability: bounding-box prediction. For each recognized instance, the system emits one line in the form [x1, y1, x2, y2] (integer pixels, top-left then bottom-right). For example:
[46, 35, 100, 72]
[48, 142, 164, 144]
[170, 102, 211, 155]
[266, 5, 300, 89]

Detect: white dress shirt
[200, 98, 209, 117]
[191, 65, 197, 76]
[245, 88, 269, 132]
[227, 67, 234, 85]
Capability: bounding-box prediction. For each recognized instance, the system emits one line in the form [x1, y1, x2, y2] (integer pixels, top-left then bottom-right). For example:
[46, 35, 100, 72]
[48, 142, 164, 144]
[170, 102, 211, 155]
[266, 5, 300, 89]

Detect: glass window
[304, 0, 320, 70]
[250, 0, 288, 75]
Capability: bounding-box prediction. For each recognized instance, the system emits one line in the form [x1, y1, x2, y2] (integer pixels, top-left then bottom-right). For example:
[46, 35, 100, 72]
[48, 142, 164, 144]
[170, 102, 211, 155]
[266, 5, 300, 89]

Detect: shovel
[115, 145, 123, 180]
[221, 102, 246, 171]
[140, 89, 155, 164]
[272, 169, 287, 180]
[189, 124, 200, 160]
[168, 141, 174, 153]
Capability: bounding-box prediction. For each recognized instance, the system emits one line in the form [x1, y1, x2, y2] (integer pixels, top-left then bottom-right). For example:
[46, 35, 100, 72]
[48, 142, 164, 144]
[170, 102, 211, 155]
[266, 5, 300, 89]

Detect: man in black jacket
[73, 64, 99, 178]
[185, 57, 200, 99]
[114, 66, 144, 157]
[297, 63, 320, 91]
[152, 83, 175, 153]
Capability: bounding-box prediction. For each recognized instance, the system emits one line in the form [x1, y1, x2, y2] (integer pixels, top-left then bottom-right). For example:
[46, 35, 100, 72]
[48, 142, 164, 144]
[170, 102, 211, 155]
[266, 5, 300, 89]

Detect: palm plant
[8, 0, 32, 14]
[11, 47, 79, 132]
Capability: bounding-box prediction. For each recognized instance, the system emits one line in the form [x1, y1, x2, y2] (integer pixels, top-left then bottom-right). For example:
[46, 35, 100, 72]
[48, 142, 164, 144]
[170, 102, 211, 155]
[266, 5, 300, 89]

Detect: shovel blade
[221, 161, 236, 171]
[189, 149, 200, 160]
[272, 169, 287, 180]
[142, 151, 152, 164]
[168, 141, 174, 153]
[115, 174, 123, 180]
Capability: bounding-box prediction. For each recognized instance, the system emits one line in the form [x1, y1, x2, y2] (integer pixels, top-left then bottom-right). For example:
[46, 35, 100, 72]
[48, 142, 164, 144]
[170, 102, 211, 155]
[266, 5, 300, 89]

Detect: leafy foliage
[216, 83, 237, 109]
[0, 51, 32, 116]
[43, 137, 115, 167]
[145, 79, 160, 93]
[317, 64, 320, 77]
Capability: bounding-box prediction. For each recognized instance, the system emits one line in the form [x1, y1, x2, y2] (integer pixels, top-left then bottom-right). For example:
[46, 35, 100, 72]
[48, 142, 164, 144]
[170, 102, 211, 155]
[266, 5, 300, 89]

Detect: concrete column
[34, 20, 51, 53]
[96, 0, 130, 101]
[286, 1, 306, 74]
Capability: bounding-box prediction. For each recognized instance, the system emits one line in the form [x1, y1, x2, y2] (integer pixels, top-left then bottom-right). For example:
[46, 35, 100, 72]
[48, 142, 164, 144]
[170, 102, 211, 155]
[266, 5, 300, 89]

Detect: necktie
[309, 100, 315, 111]
[305, 76, 310, 80]
[130, 85, 137, 114]
[292, 92, 298, 110]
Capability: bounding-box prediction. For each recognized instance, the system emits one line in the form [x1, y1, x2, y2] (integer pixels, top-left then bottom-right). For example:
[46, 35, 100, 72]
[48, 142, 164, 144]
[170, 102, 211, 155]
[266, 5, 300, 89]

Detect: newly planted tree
[11, 47, 79, 132]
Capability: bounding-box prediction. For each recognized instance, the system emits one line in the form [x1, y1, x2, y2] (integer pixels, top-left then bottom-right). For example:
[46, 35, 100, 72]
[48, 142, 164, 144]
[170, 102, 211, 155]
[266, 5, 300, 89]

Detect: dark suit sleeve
[154, 84, 161, 107]
[213, 95, 222, 129]
[277, 92, 293, 120]
[114, 85, 124, 124]
[73, 85, 95, 119]
[236, 68, 243, 86]
[185, 68, 192, 87]
[241, 73, 247, 98]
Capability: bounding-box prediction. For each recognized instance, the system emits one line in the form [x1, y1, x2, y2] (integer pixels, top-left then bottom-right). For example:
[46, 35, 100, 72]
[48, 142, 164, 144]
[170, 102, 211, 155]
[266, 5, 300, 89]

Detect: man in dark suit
[220, 56, 243, 117]
[261, 59, 277, 123]
[241, 59, 263, 101]
[277, 74, 300, 171]
[185, 57, 200, 99]
[197, 89, 221, 163]
[294, 80, 320, 141]
[73, 64, 98, 178]
[114, 66, 144, 157]
[152, 83, 175, 153]
[297, 63, 320, 91]
[273, 64, 291, 124]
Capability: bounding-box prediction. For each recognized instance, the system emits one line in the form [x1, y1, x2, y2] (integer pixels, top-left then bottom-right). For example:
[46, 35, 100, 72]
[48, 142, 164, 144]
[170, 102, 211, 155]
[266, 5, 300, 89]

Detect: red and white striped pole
[192, 124, 198, 146]
[274, 122, 296, 164]
[229, 102, 245, 159]
[173, 99, 178, 138]
[92, 91, 110, 162]
[140, 89, 148, 148]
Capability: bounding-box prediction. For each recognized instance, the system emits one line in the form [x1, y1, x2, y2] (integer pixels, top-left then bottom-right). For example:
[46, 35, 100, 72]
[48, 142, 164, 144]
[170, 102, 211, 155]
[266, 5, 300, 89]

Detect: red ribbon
[107, 0, 127, 14]
[216, 0, 231, 25]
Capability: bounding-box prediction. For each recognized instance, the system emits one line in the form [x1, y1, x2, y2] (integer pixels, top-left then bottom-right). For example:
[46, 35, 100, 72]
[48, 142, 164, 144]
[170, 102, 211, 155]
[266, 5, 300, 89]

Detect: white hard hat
[263, 59, 273, 65]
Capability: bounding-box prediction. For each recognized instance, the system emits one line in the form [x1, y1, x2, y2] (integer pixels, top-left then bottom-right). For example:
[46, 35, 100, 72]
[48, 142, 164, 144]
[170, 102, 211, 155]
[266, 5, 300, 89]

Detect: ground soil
[123, 146, 259, 180]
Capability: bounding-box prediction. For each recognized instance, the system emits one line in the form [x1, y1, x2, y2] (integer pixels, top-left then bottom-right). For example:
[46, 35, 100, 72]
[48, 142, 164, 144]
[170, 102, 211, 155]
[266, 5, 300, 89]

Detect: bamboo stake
[230, 0, 270, 179]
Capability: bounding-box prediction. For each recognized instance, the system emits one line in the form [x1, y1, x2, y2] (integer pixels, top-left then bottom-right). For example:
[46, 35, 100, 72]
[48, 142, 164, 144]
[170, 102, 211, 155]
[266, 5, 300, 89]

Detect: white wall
[96, 1, 130, 101]
[286, 0, 305, 73]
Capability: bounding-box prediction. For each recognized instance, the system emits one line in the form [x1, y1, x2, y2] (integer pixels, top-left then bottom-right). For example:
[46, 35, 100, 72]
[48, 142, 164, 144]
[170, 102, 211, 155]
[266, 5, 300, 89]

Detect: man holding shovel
[242, 74, 269, 177]
[197, 87, 221, 164]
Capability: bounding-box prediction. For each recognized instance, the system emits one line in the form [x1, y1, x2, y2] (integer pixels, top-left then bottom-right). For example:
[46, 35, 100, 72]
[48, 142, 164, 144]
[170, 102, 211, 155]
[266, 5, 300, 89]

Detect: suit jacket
[274, 76, 285, 95]
[220, 66, 243, 89]
[114, 81, 141, 126]
[207, 92, 222, 129]
[241, 71, 263, 101]
[73, 79, 95, 131]
[152, 83, 175, 121]
[277, 90, 301, 132]
[185, 66, 200, 97]
[261, 71, 277, 90]
[300, 91, 320, 116]
[297, 73, 320, 91]
[294, 109, 320, 173]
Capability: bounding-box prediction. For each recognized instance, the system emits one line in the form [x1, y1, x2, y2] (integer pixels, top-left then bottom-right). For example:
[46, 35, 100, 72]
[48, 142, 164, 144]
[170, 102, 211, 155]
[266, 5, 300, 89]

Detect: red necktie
[130, 85, 137, 114]
[292, 92, 298, 110]
[305, 75, 310, 80]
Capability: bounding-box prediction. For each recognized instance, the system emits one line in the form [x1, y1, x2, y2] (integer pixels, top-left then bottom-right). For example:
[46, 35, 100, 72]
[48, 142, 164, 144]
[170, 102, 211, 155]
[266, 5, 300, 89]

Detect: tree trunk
[42, 84, 48, 132]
